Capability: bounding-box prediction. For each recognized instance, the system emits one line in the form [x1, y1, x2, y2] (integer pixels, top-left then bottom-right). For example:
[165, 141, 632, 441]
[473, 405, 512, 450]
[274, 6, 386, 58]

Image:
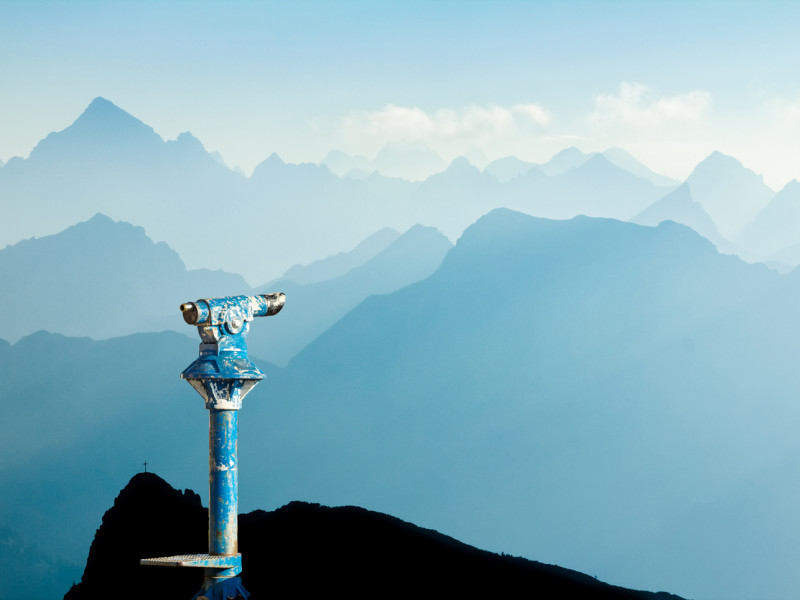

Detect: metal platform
[140, 553, 242, 570]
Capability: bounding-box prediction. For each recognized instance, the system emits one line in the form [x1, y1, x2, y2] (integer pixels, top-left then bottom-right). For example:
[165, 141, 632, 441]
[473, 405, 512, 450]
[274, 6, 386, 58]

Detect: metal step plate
[140, 553, 241, 568]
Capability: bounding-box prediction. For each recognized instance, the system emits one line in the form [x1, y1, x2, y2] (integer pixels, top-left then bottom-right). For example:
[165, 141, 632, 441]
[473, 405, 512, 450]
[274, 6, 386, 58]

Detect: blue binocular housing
[179, 293, 285, 410]
[180, 293, 285, 333]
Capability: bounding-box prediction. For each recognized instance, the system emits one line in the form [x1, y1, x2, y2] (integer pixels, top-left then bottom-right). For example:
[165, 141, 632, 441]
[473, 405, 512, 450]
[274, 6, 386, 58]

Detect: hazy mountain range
[4, 97, 799, 284]
[0, 214, 449, 356]
[4, 97, 800, 600]
[4, 210, 800, 600]
[0, 213, 248, 343]
[249, 223, 452, 366]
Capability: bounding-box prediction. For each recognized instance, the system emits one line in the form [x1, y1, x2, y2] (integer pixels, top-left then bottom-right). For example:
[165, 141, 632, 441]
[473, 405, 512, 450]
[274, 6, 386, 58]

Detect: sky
[2, 0, 800, 188]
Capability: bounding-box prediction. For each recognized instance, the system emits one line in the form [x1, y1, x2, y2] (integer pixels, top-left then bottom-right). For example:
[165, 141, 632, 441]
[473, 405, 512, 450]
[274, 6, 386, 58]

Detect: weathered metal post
[141, 293, 285, 600]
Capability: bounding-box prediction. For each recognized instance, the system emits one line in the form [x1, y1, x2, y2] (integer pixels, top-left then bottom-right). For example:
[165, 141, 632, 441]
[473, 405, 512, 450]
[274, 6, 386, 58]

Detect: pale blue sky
[2, 0, 800, 186]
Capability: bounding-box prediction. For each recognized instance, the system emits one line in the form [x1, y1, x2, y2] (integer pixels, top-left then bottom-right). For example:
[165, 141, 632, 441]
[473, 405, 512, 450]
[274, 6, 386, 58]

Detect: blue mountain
[482, 155, 537, 182]
[514, 154, 672, 220]
[538, 146, 592, 175]
[276, 227, 400, 286]
[248, 224, 452, 365]
[601, 147, 680, 187]
[27, 97, 163, 165]
[0, 99, 693, 284]
[737, 179, 800, 259]
[684, 151, 774, 239]
[4, 210, 800, 599]
[246, 209, 800, 600]
[631, 182, 729, 249]
[0, 213, 248, 342]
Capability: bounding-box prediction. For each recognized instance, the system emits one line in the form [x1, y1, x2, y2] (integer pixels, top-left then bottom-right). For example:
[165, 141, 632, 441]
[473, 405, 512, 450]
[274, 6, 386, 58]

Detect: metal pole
[141, 293, 285, 600]
[209, 408, 238, 557]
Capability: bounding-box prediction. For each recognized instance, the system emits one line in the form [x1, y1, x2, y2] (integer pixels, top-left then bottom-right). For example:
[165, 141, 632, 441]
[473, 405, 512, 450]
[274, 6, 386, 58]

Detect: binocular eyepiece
[180, 293, 285, 335]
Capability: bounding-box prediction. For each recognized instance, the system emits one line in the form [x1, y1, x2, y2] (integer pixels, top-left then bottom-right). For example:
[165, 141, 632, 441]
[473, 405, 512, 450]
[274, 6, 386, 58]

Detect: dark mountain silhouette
[65, 473, 684, 600]
[64, 473, 208, 600]
[0, 213, 248, 342]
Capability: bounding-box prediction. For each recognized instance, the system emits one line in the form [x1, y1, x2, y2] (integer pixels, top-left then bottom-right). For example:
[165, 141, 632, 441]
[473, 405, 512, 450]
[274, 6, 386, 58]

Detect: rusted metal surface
[140, 553, 241, 575]
[141, 293, 285, 600]
[209, 409, 238, 556]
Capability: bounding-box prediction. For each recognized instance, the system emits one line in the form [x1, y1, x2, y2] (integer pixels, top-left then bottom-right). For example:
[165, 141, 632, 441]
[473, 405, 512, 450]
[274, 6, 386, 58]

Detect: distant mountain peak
[782, 179, 800, 192]
[539, 146, 593, 176]
[581, 153, 613, 168]
[0, 214, 250, 342]
[553, 146, 586, 158]
[684, 150, 774, 239]
[446, 156, 475, 171]
[566, 153, 630, 180]
[85, 212, 116, 225]
[631, 183, 726, 247]
[28, 97, 162, 162]
[707, 150, 732, 161]
[174, 131, 201, 145]
[85, 96, 117, 112]
[601, 147, 679, 187]
[72, 97, 155, 134]
[688, 151, 769, 187]
[695, 150, 743, 170]
[736, 177, 800, 257]
[482, 156, 536, 182]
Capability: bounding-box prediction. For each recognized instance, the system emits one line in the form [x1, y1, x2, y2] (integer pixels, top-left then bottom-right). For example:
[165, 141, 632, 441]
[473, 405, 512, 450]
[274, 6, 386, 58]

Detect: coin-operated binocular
[142, 293, 285, 600]
[180, 294, 285, 409]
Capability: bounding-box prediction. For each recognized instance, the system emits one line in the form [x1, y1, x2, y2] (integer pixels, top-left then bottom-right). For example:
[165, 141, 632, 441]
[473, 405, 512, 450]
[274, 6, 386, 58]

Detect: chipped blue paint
[209, 409, 238, 556]
[141, 293, 285, 600]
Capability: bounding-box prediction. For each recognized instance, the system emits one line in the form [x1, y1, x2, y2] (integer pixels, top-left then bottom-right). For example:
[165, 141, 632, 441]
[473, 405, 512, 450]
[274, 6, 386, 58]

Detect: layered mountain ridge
[5, 211, 799, 599]
[5, 97, 800, 600]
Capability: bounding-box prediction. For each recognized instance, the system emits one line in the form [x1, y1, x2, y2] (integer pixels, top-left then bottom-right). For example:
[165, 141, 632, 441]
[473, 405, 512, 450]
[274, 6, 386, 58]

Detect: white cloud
[511, 104, 550, 126]
[767, 96, 800, 126]
[339, 102, 550, 149]
[590, 82, 711, 128]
